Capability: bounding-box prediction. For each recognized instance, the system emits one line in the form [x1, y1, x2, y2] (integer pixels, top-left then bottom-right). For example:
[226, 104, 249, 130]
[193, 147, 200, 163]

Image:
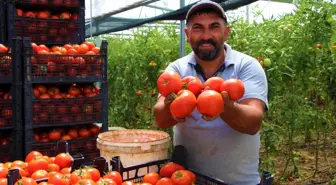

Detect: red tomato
[48, 172, 69, 185]
[121, 181, 134, 185]
[39, 93, 50, 99]
[155, 177, 173, 185]
[84, 41, 95, 50]
[75, 179, 96, 185]
[220, 78, 245, 101]
[0, 178, 7, 185]
[35, 85, 47, 94]
[14, 177, 38, 185]
[90, 124, 101, 136]
[181, 76, 204, 96]
[31, 169, 48, 180]
[27, 158, 49, 175]
[171, 170, 194, 185]
[156, 71, 182, 97]
[78, 44, 90, 54]
[0, 44, 8, 54]
[143, 172, 160, 185]
[54, 153, 73, 169]
[0, 167, 8, 178]
[197, 90, 224, 117]
[203, 77, 224, 92]
[33, 89, 40, 98]
[159, 162, 185, 178]
[48, 130, 61, 141]
[169, 90, 197, 118]
[67, 129, 78, 139]
[25, 151, 43, 163]
[85, 167, 101, 182]
[79, 128, 91, 138]
[48, 163, 60, 172]
[68, 86, 81, 96]
[70, 169, 92, 184]
[103, 171, 122, 185]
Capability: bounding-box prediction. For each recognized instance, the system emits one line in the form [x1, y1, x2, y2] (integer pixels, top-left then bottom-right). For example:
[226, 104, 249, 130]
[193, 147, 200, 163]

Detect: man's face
[185, 12, 230, 61]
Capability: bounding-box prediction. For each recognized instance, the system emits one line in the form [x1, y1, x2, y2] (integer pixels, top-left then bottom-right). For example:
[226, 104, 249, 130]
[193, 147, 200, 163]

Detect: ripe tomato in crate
[6, 1, 84, 45]
[0, 38, 22, 84]
[23, 39, 108, 83]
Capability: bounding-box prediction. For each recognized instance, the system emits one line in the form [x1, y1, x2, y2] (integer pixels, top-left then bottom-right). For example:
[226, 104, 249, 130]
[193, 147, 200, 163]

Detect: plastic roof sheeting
[84, 0, 295, 37]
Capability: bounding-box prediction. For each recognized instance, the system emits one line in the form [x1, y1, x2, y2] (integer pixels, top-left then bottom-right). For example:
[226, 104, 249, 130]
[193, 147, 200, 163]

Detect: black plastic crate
[9, 0, 84, 8]
[0, 1, 5, 44]
[105, 145, 226, 185]
[24, 125, 106, 164]
[0, 37, 22, 84]
[0, 84, 23, 130]
[6, 1, 85, 46]
[23, 82, 109, 129]
[0, 130, 23, 163]
[23, 38, 108, 83]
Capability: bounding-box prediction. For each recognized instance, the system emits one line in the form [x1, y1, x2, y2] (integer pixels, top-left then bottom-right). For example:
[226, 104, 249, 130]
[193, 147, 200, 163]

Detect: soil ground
[260, 130, 336, 185]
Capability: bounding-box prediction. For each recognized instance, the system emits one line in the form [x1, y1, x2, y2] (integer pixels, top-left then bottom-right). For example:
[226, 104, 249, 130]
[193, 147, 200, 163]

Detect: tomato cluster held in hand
[156, 71, 245, 119]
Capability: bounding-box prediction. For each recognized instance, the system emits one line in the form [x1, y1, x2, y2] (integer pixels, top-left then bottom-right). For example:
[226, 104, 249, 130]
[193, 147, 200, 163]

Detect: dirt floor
[260, 130, 336, 185]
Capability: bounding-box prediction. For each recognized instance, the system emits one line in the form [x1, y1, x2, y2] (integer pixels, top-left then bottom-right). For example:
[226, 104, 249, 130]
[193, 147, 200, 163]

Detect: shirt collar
[187, 42, 235, 68]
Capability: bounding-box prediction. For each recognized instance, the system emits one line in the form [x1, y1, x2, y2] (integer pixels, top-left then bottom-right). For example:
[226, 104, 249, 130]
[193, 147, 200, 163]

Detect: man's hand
[202, 91, 234, 121]
[164, 93, 186, 123]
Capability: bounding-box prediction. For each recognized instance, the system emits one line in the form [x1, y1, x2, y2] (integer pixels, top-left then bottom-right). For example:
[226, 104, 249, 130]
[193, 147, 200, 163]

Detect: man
[153, 0, 268, 184]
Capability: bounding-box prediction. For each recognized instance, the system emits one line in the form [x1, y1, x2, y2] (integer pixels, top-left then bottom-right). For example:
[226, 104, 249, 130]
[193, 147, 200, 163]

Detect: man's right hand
[163, 93, 186, 123]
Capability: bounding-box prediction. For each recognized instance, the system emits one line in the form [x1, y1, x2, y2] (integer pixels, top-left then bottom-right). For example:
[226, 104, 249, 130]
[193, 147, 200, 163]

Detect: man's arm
[153, 96, 178, 129]
[220, 59, 268, 135]
[220, 98, 265, 135]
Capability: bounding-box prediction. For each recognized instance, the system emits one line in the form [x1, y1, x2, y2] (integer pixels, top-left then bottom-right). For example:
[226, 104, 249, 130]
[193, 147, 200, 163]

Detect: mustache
[196, 39, 217, 47]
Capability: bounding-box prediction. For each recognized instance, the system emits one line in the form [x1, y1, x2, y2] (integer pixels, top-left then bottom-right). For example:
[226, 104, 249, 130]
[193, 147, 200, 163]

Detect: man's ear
[184, 27, 190, 43]
[224, 26, 230, 41]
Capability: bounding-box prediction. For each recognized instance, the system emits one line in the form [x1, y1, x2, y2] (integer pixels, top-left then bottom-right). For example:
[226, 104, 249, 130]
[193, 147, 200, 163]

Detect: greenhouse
[0, 0, 335, 185]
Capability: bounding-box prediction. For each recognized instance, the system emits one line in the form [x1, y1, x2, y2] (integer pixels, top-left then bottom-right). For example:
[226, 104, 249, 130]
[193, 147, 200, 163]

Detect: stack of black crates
[0, 0, 109, 163]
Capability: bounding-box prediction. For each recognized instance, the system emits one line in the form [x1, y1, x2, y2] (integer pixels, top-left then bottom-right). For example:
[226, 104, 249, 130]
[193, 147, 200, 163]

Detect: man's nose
[201, 29, 213, 40]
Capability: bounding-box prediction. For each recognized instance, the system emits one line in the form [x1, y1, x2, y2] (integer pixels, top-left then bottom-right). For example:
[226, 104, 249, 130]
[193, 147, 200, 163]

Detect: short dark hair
[186, 7, 228, 25]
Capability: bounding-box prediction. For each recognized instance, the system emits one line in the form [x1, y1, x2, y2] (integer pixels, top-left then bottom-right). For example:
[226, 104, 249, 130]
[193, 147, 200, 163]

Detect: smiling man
[153, 0, 269, 184]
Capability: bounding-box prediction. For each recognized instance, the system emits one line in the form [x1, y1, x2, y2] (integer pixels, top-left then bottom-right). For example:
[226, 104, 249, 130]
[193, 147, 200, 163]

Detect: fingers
[164, 93, 176, 106]
[202, 115, 218, 121]
[174, 117, 186, 123]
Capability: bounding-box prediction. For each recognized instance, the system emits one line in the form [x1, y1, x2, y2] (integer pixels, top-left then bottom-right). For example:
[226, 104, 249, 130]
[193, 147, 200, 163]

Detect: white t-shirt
[165, 43, 269, 185]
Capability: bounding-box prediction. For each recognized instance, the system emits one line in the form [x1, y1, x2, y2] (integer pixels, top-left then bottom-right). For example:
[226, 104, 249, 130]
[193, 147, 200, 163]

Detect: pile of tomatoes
[29, 42, 102, 77]
[121, 162, 196, 185]
[16, 9, 78, 20]
[157, 71, 245, 118]
[33, 124, 100, 143]
[33, 84, 100, 99]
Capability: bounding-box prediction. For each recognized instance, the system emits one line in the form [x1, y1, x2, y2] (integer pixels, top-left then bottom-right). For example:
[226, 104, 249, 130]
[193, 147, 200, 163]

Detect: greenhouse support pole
[180, 0, 185, 57]
[90, 0, 93, 39]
